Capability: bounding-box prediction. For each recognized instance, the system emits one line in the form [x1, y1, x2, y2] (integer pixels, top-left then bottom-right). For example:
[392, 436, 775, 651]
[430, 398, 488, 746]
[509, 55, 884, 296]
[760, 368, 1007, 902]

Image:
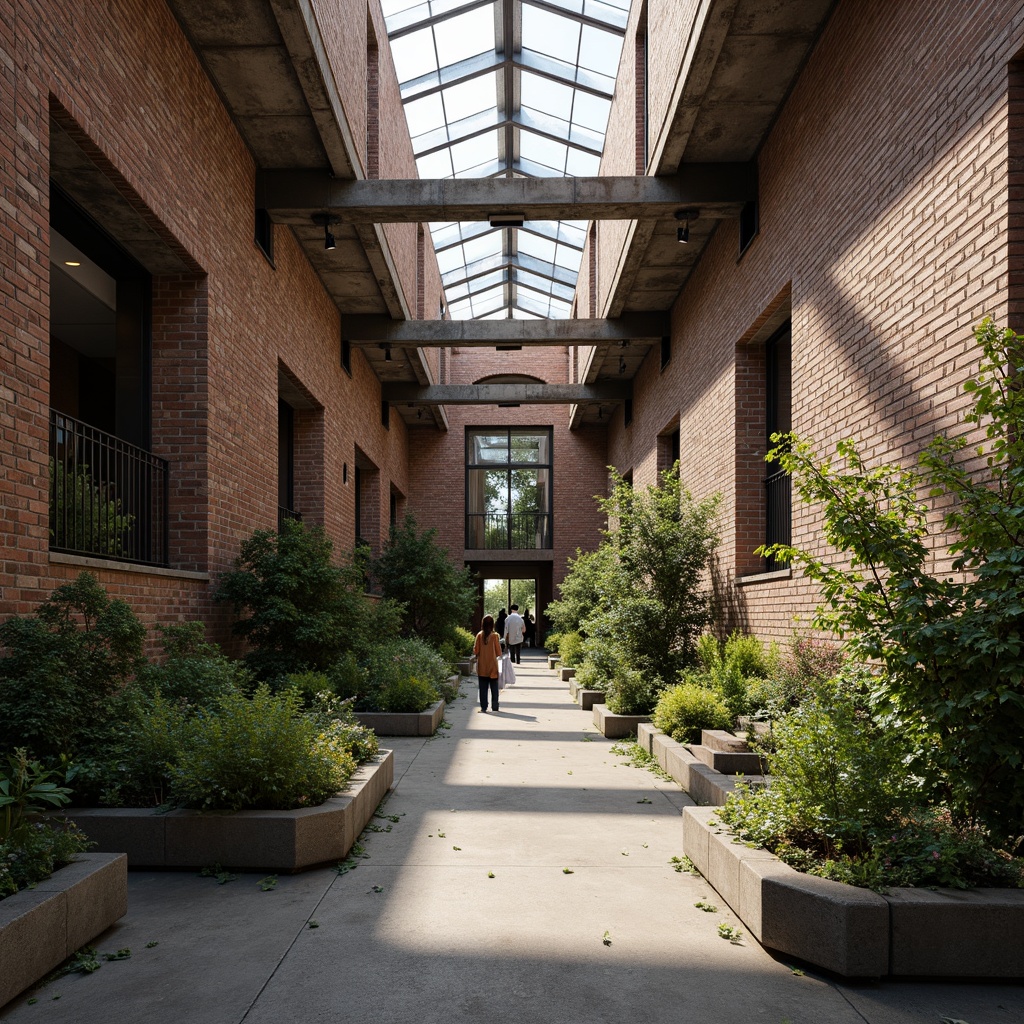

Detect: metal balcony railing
[466, 512, 551, 550]
[764, 468, 791, 571]
[49, 411, 169, 566]
[278, 506, 303, 532]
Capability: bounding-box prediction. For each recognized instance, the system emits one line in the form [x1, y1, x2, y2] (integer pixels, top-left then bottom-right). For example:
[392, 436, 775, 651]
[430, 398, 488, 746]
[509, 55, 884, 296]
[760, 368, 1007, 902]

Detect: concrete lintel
[258, 165, 756, 223]
[342, 313, 668, 346]
[382, 383, 631, 405]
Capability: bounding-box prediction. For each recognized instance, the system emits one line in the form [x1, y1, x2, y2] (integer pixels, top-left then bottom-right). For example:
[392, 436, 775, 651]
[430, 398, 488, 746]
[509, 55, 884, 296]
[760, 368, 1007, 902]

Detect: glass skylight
[384, 0, 631, 320]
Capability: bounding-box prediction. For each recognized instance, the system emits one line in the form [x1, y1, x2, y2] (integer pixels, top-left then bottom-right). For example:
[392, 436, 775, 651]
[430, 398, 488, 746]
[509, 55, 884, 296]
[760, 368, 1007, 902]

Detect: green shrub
[135, 622, 247, 707]
[545, 632, 562, 653]
[168, 685, 356, 811]
[216, 519, 401, 680]
[557, 630, 585, 668]
[605, 668, 662, 716]
[437, 673, 462, 704]
[0, 573, 145, 760]
[376, 676, 439, 713]
[652, 682, 733, 743]
[573, 637, 626, 693]
[762, 321, 1024, 846]
[306, 693, 379, 764]
[369, 515, 476, 644]
[279, 671, 334, 705]
[99, 693, 186, 808]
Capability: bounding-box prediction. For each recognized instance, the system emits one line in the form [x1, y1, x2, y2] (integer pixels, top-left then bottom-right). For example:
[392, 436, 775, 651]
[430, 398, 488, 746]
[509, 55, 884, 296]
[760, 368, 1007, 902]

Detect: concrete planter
[560, 666, 576, 682]
[637, 724, 765, 805]
[683, 805, 1024, 978]
[577, 688, 606, 711]
[60, 751, 394, 873]
[592, 704, 649, 738]
[0, 853, 128, 1008]
[355, 699, 445, 736]
[547, 655, 561, 670]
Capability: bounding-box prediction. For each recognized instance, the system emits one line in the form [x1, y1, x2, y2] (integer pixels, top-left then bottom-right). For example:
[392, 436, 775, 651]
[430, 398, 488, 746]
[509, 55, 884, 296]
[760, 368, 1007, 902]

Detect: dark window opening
[381, 399, 390, 429]
[466, 428, 553, 550]
[624, 398, 633, 427]
[341, 338, 352, 375]
[660, 335, 671, 370]
[278, 399, 302, 530]
[254, 207, 273, 263]
[49, 184, 168, 566]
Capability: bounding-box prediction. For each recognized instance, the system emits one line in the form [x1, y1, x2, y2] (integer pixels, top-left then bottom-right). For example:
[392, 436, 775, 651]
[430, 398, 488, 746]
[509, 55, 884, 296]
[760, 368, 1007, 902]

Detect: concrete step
[701, 729, 750, 753]
[690, 744, 765, 775]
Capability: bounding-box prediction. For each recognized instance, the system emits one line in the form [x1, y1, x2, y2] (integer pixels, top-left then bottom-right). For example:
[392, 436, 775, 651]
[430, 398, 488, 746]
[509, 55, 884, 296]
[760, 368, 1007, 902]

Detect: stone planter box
[59, 752, 394, 873]
[355, 699, 445, 736]
[457, 658, 476, 676]
[683, 805, 1024, 978]
[577, 688, 606, 711]
[0, 852, 128, 1008]
[592, 703, 649, 738]
[636, 724, 764, 805]
[547, 655, 561, 670]
[560, 666, 576, 682]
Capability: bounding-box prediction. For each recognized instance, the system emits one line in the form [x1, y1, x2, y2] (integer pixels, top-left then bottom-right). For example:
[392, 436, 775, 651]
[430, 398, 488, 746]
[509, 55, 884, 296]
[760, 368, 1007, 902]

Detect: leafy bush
[216, 519, 402, 680]
[546, 544, 618, 636]
[762, 320, 1024, 848]
[746, 635, 845, 721]
[376, 675, 439, 714]
[545, 632, 562, 653]
[0, 820, 92, 900]
[573, 636, 627, 693]
[557, 630, 585, 668]
[168, 686, 357, 811]
[369, 515, 476, 644]
[605, 669, 662, 716]
[135, 622, 247, 707]
[0, 573, 145, 760]
[278, 671, 334, 705]
[652, 682, 733, 743]
[306, 693, 378, 764]
[351, 638, 448, 712]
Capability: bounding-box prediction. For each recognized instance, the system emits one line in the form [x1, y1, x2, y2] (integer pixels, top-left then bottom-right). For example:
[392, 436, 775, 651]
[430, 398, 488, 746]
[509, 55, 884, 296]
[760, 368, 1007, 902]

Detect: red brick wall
[607, 0, 1024, 642]
[0, 0, 410, 643]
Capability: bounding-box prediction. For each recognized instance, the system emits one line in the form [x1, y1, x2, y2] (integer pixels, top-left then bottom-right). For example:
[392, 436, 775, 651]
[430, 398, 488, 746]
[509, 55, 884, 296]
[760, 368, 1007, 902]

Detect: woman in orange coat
[473, 614, 503, 713]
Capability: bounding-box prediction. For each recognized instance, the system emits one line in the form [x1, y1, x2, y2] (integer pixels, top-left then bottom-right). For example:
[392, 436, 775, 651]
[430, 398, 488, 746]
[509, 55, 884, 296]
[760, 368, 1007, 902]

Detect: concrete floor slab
[4, 650, 1023, 1022]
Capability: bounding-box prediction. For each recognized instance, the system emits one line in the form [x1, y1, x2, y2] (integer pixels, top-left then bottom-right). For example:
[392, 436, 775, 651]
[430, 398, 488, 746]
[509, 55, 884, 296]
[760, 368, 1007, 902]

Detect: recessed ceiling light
[64, 260, 81, 267]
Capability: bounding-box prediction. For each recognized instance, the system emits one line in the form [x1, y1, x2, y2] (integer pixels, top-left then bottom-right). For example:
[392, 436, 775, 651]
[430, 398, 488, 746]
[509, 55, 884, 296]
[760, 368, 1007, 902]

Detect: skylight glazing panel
[554, 243, 583, 271]
[434, 5, 496, 66]
[515, 269, 575, 301]
[451, 133, 498, 174]
[518, 232, 556, 264]
[390, 29, 440, 82]
[383, 0, 485, 33]
[570, 91, 611, 133]
[565, 149, 600, 176]
[416, 149, 454, 178]
[521, 5, 580, 65]
[578, 24, 622, 75]
[521, 72, 573, 121]
[443, 75, 498, 122]
[463, 232, 503, 263]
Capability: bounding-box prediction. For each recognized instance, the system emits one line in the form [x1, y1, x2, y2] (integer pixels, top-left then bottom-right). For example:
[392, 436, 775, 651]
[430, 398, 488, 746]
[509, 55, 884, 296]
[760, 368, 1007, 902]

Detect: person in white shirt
[504, 604, 526, 664]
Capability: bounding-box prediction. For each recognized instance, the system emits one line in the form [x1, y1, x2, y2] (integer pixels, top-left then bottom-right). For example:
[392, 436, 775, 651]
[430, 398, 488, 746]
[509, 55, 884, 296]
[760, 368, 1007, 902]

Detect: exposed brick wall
[0, 0, 411, 645]
[606, 0, 1024, 643]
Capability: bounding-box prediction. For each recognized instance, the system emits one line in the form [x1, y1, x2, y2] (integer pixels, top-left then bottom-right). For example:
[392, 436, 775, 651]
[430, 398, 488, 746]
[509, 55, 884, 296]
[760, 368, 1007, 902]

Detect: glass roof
[382, 0, 631, 321]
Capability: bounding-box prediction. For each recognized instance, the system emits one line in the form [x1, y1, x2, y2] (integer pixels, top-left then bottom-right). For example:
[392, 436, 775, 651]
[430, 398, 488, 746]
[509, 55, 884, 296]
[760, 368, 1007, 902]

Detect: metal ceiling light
[675, 208, 699, 244]
[384, 343, 392, 362]
[619, 355, 626, 374]
[324, 225, 336, 251]
[313, 213, 336, 250]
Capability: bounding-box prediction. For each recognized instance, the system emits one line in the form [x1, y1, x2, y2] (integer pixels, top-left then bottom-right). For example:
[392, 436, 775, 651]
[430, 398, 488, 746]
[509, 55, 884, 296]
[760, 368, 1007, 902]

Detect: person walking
[504, 604, 525, 664]
[495, 607, 507, 648]
[473, 614, 503, 713]
[523, 608, 535, 648]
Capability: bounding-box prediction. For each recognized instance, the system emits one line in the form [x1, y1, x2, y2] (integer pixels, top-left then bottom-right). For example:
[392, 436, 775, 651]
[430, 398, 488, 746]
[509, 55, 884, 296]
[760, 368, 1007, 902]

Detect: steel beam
[382, 383, 631, 404]
[258, 166, 755, 224]
[344, 314, 667, 347]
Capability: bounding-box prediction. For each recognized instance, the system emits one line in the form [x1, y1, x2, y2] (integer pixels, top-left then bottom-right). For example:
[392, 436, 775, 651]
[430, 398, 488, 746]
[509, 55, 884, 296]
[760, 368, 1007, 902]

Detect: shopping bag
[497, 654, 508, 690]
[504, 658, 516, 687]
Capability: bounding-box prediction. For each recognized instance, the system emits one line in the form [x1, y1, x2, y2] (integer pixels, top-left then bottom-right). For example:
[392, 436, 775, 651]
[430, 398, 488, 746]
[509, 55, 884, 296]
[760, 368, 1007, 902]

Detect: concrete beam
[258, 165, 756, 223]
[343, 313, 667, 347]
[381, 383, 631, 405]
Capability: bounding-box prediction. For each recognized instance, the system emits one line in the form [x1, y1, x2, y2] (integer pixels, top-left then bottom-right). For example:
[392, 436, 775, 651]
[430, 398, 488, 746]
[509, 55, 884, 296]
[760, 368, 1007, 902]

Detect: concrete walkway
[3, 650, 1022, 1023]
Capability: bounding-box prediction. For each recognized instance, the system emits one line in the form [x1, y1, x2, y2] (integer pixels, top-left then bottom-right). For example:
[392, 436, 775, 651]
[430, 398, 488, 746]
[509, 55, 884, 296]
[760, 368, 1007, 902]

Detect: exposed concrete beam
[343, 313, 668, 347]
[382, 383, 632, 405]
[258, 165, 756, 224]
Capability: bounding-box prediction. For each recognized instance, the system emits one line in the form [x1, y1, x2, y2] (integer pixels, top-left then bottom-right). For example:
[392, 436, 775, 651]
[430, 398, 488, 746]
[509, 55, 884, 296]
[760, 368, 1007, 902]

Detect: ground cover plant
[720, 320, 1024, 887]
[0, 749, 91, 900]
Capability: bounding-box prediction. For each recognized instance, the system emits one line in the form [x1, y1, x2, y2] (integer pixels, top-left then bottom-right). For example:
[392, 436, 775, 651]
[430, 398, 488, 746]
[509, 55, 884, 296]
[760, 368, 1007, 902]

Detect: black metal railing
[49, 411, 169, 566]
[278, 506, 303, 532]
[764, 468, 791, 571]
[466, 512, 551, 550]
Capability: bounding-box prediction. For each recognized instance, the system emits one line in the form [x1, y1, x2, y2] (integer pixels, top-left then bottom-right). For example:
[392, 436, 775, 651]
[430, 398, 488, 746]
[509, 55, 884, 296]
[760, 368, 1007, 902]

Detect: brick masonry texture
[2, 0, 1023, 655]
